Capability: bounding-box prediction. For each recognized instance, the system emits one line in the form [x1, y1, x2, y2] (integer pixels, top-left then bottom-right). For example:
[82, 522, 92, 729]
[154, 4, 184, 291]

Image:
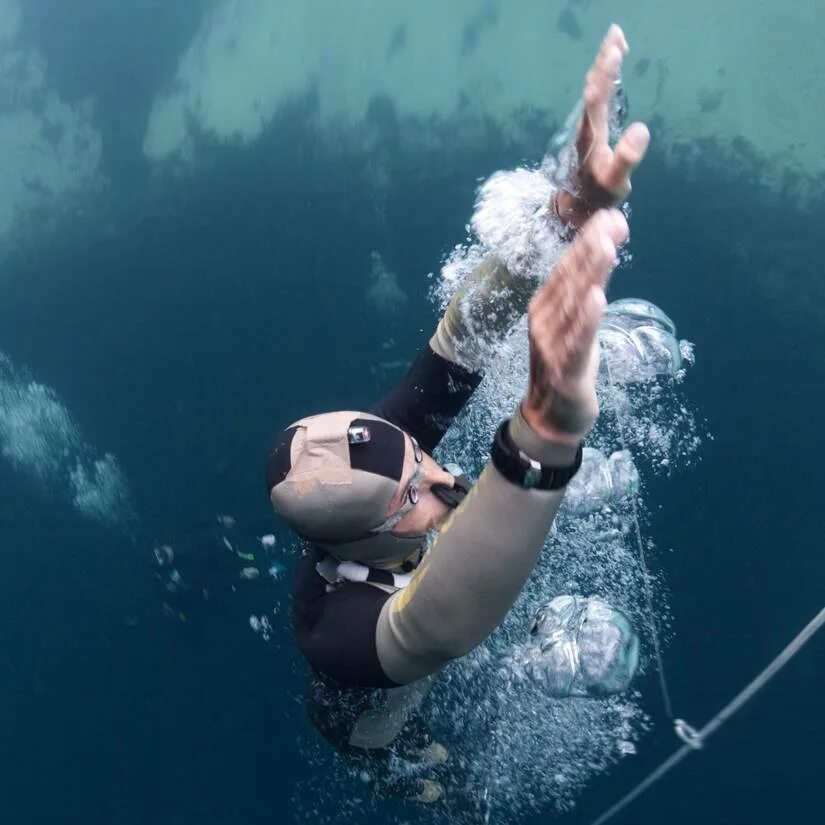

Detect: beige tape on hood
[285, 411, 356, 496]
[270, 411, 408, 553]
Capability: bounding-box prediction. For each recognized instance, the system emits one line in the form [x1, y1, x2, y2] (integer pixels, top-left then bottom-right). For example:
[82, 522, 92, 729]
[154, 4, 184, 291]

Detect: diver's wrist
[554, 189, 589, 231]
[512, 404, 582, 465]
[492, 418, 582, 490]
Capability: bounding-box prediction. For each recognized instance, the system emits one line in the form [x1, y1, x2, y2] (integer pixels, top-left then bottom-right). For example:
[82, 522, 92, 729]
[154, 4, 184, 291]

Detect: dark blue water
[1, 4, 823, 824]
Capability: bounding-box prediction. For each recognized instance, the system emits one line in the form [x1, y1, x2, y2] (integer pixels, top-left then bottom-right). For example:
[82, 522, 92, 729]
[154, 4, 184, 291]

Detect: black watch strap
[490, 419, 583, 490]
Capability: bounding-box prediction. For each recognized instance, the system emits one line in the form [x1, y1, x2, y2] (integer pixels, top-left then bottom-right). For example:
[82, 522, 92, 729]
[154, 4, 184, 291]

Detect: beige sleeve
[375, 407, 578, 685]
[429, 256, 537, 372]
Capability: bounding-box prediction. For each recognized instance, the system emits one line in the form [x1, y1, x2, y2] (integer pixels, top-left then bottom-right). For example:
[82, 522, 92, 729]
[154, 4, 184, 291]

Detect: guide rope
[604, 355, 673, 718]
[600, 344, 824, 825]
[588, 605, 825, 825]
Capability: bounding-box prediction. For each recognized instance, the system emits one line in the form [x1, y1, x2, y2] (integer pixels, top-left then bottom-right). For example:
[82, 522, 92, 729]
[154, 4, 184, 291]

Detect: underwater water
[0, 1, 823, 823]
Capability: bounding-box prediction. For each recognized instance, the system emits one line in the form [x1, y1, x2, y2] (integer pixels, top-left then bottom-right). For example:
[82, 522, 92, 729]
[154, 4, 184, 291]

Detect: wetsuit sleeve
[373, 257, 537, 453]
[375, 170, 568, 451]
[429, 168, 570, 372]
[372, 346, 482, 455]
[428, 255, 538, 371]
[375, 407, 578, 685]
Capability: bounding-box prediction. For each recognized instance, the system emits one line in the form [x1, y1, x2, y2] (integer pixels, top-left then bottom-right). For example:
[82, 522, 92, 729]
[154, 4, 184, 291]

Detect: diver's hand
[522, 209, 628, 445]
[555, 25, 650, 230]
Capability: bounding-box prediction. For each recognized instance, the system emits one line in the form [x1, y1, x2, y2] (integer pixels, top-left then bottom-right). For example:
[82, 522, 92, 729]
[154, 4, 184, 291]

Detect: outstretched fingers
[600, 121, 651, 194]
[559, 209, 628, 302]
[531, 210, 626, 318]
[530, 210, 627, 388]
[558, 214, 623, 379]
[579, 25, 628, 162]
[563, 284, 607, 384]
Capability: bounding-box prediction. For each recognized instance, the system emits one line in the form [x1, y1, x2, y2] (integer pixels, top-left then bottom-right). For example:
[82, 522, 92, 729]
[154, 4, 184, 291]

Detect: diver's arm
[554, 24, 650, 231]
[374, 249, 549, 452]
[373, 176, 568, 448]
[429, 24, 650, 372]
[374, 189, 560, 449]
[428, 252, 545, 371]
[375, 25, 648, 452]
[429, 162, 576, 373]
[376, 409, 576, 683]
[376, 210, 630, 685]
[371, 346, 482, 454]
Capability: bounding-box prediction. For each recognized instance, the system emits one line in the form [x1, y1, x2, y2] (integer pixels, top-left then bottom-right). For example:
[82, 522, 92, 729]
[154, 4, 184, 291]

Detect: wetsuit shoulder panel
[371, 345, 482, 453]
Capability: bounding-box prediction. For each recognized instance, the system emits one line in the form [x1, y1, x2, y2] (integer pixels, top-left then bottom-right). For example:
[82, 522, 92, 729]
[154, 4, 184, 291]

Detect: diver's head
[526, 595, 640, 697]
[266, 411, 466, 568]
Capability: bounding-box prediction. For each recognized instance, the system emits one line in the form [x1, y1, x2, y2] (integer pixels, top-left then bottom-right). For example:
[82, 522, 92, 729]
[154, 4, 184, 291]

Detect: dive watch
[491, 419, 583, 490]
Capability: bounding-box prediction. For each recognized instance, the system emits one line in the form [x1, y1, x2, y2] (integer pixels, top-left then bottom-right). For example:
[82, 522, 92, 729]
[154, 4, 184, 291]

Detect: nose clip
[432, 473, 472, 509]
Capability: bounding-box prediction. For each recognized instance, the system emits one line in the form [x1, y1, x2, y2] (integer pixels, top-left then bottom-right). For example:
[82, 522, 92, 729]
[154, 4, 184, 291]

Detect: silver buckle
[521, 455, 543, 489]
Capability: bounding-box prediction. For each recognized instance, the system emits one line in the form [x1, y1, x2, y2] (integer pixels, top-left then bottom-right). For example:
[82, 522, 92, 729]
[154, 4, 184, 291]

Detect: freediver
[265, 25, 651, 802]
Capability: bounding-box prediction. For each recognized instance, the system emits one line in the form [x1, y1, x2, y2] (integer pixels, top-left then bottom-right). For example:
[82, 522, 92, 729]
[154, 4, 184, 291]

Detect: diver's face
[386, 435, 455, 536]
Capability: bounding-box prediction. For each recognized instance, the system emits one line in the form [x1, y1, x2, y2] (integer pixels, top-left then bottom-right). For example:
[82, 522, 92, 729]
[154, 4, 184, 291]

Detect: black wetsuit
[288, 345, 481, 752]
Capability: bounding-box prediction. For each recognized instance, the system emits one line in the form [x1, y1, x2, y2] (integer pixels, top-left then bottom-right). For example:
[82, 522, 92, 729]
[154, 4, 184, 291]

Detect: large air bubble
[517, 595, 641, 698]
[564, 448, 639, 516]
[600, 298, 687, 382]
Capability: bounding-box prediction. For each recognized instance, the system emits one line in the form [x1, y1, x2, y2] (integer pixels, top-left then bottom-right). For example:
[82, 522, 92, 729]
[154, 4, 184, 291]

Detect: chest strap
[315, 555, 413, 591]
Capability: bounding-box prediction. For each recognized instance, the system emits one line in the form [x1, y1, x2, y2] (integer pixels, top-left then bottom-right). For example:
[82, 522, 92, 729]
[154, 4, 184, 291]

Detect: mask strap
[372, 462, 426, 533]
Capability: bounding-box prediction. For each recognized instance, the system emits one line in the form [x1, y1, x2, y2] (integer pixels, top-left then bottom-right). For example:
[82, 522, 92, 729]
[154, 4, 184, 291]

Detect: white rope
[604, 354, 673, 717]
[596, 350, 825, 823]
[588, 605, 825, 825]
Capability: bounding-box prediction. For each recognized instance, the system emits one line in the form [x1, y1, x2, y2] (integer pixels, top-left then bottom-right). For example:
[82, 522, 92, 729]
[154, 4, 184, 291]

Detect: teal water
[0, 2, 823, 823]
